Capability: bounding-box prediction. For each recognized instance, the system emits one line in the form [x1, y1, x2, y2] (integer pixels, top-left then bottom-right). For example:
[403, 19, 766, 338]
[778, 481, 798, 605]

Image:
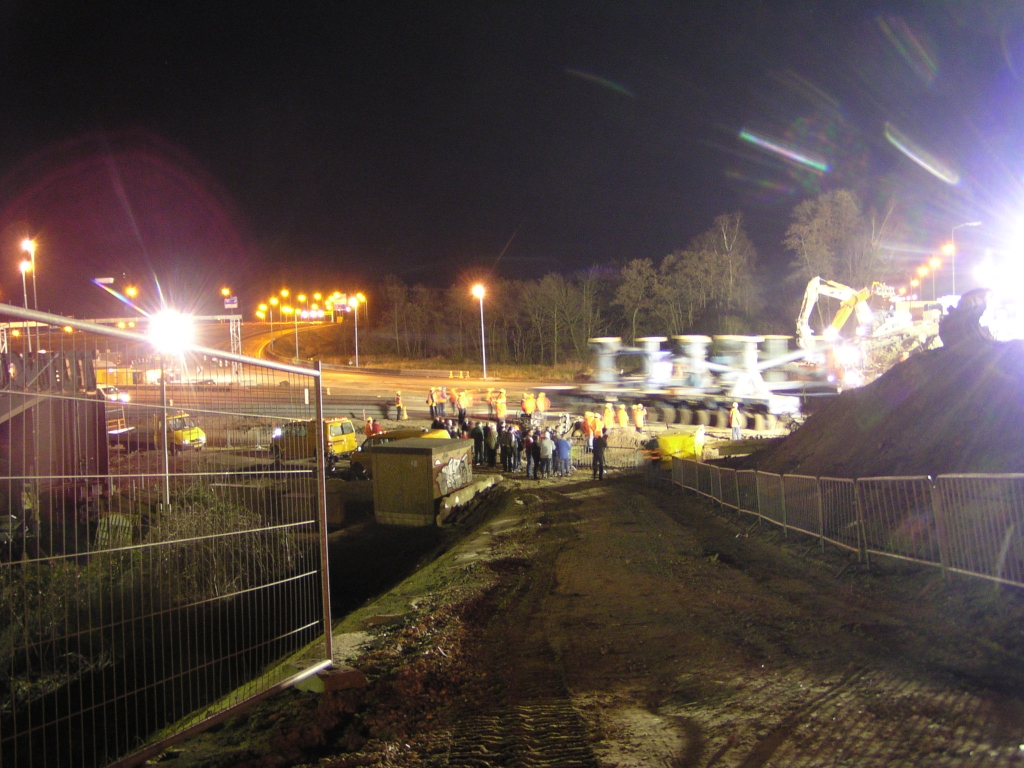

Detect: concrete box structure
[368, 438, 474, 526]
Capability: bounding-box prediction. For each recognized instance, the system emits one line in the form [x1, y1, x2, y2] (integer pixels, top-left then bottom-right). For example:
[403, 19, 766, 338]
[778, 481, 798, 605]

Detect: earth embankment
[747, 339, 1024, 478]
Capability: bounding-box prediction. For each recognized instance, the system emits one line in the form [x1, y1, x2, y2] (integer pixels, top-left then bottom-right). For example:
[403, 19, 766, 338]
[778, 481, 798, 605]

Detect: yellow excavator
[796, 276, 943, 385]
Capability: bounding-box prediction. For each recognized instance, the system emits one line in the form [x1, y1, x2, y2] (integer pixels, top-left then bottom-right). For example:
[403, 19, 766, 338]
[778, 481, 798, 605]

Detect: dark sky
[0, 1, 1017, 317]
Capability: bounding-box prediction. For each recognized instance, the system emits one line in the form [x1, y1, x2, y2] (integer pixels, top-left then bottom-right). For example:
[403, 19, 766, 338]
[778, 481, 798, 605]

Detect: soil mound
[746, 338, 1024, 478]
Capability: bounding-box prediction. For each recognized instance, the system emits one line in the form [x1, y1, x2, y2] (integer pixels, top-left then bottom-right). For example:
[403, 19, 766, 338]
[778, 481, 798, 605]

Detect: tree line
[357, 189, 898, 366]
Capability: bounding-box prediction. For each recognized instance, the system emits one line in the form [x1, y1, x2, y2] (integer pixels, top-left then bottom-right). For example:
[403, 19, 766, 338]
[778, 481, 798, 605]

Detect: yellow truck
[153, 411, 206, 452]
[271, 417, 358, 464]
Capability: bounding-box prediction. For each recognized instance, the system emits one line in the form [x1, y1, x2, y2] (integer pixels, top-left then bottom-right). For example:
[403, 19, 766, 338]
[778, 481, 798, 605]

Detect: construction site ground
[155, 463, 1024, 768]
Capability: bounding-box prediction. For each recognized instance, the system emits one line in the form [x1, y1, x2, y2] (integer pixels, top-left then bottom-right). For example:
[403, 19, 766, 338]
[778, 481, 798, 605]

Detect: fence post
[815, 478, 824, 552]
[854, 478, 869, 567]
[931, 476, 950, 583]
[781, 475, 788, 539]
[314, 362, 334, 664]
[160, 356, 171, 512]
[754, 471, 762, 529]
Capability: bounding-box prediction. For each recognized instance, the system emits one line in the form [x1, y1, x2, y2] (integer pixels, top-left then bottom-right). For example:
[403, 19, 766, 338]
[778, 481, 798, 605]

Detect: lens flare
[564, 69, 635, 98]
[738, 129, 829, 173]
[884, 123, 960, 184]
[876, 15, 938, 85]
[148, 310, 195, 355]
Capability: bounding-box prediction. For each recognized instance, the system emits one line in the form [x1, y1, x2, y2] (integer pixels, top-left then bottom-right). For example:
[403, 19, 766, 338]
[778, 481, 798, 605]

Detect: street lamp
[269, 296, 279, 349]
[125, 285, 138, 300]
[471, 284, 487, 379]
[348, 294, 363, 366]
[949, 221, 982, 295]
[282, 305, 298, 362]
[18, 260, 32, 352]
[20, 239, 36, 312]
[929, 257, 941, 299]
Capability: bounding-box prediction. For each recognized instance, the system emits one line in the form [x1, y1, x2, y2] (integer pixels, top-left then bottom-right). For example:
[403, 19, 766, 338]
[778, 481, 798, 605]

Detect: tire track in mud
[432, 500, 601, 767]
[732, 665, 867, 768]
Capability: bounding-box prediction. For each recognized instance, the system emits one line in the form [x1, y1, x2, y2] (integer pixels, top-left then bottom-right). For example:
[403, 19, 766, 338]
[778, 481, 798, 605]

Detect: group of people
[426, 387, 472, 421]
[422, 387, 554, 423]
[578, 402, 647, 449]
[465, 421, 576, 480]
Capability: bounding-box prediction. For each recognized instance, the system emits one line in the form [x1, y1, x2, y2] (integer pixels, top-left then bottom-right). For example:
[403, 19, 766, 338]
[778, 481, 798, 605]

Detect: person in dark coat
[470, 421, 485, 465]
[485, 424, 498, 467]
[592, 428, 609, 480]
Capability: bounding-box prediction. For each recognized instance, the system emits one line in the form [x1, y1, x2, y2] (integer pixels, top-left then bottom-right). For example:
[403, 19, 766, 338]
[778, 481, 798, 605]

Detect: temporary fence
[569, 438, 645, 474]
[0, 305, 332, 768]
[674, 458, 1024, 590]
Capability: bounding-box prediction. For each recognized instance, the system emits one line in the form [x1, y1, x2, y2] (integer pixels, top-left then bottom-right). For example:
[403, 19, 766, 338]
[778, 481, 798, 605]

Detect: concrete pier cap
[714, 335, 765, 369]
[588, 337, 623, 384]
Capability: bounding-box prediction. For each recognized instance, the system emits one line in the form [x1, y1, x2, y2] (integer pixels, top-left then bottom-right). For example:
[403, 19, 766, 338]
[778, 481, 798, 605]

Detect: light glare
[148, 311, 195, 355]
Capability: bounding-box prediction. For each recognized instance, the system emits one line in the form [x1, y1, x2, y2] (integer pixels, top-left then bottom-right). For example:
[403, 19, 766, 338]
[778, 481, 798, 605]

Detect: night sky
[0, 1, 1017, 317]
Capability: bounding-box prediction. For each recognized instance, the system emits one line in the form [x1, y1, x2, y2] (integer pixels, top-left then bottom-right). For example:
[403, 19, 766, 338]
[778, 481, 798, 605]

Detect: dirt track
[164, 471, 1024, 767]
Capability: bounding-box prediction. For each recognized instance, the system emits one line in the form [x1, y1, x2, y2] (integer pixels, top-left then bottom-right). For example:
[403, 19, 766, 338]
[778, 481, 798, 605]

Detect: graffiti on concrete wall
[436, 454, 472, 496]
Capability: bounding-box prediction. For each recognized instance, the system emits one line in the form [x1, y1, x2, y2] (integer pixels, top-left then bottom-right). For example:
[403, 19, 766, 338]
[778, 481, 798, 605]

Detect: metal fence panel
[679, 459, 699, 491]
[0, 307, 331, 768]
[710, 465, 722, 502]
[756, 472, 786, 528]
[696, 462, 714, 497]
[856, 476, 940, 565]
[783, 475, 821, 539]
[719, 467, 739, 509]
[820, 477, 860, 553]
[737, 470, 758, 513]
[671, 456, 683, 486]
[936, 474, 1024, 586]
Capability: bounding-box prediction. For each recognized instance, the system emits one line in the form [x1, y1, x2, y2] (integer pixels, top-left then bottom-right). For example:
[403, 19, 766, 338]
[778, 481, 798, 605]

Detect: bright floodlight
[148, 310, 195, 355]
[941, 243, 955, 256]
[125, 285, 138, 298]
[917, 266, 928, 277]
[18, 260, 31, 273]
[221, 287, 231, 297]
[929, 257, 941, 269]
[20, 238, 35, 256]
[471, 284, 485, 299]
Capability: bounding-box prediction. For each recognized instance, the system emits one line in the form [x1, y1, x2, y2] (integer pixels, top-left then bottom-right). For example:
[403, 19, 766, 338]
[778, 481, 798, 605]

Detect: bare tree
[613, 258, 658, 344]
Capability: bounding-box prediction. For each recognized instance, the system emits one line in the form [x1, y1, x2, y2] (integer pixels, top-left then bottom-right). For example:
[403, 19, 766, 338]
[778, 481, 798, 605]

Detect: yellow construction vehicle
[153, 411, 206, 452]
[796, 276, 943, 386]
[271, 417, 358, 463]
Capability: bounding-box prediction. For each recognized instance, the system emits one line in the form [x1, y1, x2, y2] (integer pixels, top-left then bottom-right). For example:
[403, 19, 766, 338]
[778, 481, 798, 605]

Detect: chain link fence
[674, 457, 1024, 588]
[0, 305, 332, 768]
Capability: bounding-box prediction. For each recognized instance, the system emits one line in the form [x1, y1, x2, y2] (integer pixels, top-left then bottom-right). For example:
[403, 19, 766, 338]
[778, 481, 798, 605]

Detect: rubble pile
[748, 337, 1024, 478]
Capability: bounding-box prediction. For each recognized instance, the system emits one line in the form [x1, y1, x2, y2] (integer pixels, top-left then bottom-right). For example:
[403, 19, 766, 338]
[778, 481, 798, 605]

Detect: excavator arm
[796, 277, 894, 347]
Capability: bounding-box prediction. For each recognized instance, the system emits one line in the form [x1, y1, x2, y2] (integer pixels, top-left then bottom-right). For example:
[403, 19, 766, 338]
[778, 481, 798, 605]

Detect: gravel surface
[156, 471, 1024, 767]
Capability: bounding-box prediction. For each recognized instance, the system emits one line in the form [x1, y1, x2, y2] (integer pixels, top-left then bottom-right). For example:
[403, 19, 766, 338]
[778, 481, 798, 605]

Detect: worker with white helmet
[730, 402, 742, 441]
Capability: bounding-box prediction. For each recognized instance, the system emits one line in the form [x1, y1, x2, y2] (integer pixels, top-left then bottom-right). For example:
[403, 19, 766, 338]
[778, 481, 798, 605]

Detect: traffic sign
[223, 296, 238, 309]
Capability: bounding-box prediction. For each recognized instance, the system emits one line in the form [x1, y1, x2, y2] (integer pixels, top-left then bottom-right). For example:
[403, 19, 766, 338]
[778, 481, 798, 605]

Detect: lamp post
[269, 296, 279, 350]
[348, 295, 362, 366]
[21, 240, 37, 351]
[283, 306, 298, 362]
[928, 257, 941, 300]
[471, 284, 487, 379]
[19, 260, 32, 352]
[949, 221, 982, 295]
[21, 239, 36, 311]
